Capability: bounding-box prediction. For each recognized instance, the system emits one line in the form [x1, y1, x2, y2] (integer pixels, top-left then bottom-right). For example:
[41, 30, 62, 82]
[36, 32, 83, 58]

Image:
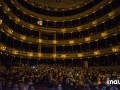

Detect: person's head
[59, 76, 63, 83]
[65, 78, 69, 84]
[12, 83, 21, 90]
[28, 84, 35, 90]
[19, 81, 25, 89]
[6, 81, 12, 88]
[56, 84, 62, 90]
[101, 86, 107, 90]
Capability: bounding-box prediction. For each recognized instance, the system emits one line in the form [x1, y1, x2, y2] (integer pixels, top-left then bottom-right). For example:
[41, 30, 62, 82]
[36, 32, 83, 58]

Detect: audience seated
[0, 65, 120, 90]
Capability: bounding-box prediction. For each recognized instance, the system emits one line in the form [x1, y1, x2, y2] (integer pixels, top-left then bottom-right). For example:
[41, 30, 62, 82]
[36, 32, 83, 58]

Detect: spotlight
[37, 20, 43, 26]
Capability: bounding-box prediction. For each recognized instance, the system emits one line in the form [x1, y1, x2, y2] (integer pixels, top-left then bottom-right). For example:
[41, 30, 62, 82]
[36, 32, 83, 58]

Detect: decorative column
[38, 31, 42, 60]
[53, 32, 56, 64]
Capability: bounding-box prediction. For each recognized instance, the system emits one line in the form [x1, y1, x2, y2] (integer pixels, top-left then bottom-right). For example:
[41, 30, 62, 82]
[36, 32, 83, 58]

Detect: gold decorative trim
[0, 23, 120, 45]
[1, 2, 120, 33]
[0, 43, 119, 59]
[11, 0, 112, 21]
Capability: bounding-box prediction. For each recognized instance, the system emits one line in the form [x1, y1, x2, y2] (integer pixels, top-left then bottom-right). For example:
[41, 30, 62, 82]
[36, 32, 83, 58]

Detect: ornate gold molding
[0, 23, 120, 45]
[11, 0, 111, 21]
[1, 1, 120, 33]
[0, 43, 119, 59]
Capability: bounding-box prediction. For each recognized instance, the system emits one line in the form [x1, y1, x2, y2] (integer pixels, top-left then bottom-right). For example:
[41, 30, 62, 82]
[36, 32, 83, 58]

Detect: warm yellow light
[21, 35, 26, 40]
[100, 6, 103, 9]
[21, 25, 25, 27]
[101, 32, 107, 37]
[78, 53, 83, 57]
[31, 15, 33, 17]
[0, 46, 6, 51]
[94, 51, 100, 55]
[29, 25, 34, 29]
[53, 54, 56, 58]
[108, 12, 114, 18]
[95, 39, 98, 41]
[16, 18, 20, 23]
[113, 33, 117, 36]
[85, 37, 91, 42]
[13, 50, 18, 55]
[9, 16, 12, 19]
[92, 11, 95, 13]
[53, 40, 57, 44]
[38, 39, 42, 43]
[0, 19, 2, 24]
[17, 7, 19, 10]
[109, 0, 112, 3]
[61, 55, 66, 58]
[23, 12, 26, 14]
[77, 27, 81, 30]
[7, 29, 13, 34]
[102, 21, 105, 23]
[28, 52, 33, 57]
[62, 29, 66, 32]
[38, 53, 42, 57]
[77, 6, 80, 8]
[32, 3, 34, 5]
[6, 8, 10, 12]
[4, 11, 7, 13]
[92, 21, 97, 26]
[112, 48, 118, 52]
[69, 40, 74, 44]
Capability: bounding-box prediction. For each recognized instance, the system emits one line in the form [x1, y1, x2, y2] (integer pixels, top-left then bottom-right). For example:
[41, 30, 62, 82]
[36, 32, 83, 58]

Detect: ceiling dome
[24, 0, 92, 11]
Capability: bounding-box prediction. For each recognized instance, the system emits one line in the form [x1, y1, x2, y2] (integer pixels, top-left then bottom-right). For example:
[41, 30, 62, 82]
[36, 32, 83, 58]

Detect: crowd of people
[0, 65, 120, 90]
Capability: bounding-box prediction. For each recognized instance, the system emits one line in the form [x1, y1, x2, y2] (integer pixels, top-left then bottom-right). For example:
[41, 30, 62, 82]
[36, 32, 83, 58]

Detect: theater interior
[0, 0, 120, 90]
